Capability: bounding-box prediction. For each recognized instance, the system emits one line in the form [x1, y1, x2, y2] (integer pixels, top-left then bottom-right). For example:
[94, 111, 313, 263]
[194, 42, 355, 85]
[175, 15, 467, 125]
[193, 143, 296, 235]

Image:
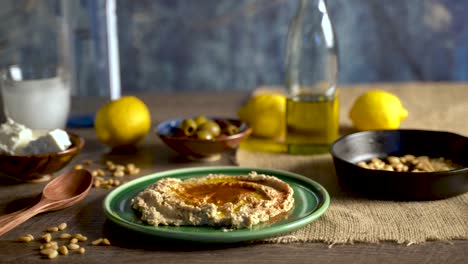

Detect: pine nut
[58, 245, 69, 255]
[68, 243, 80, 250]
[83, 160, 93, 165]
[129, 168, 140, 175]
[102, 238, 111, 245]
[59, 233, 72, 239]
[94, 180, 102, 188]
[113, 170, 125, 177]
[74, 164, 83, 170]
[42, 233, 52, 243]
[126, 163, 135, 171]
[92, 238, 103, 245]
[58, 222, 67, 231]
[91, 170, 99, 177]
[41, 241, 57, 249]
[75, 234, 88, 242]
[78, 247, 86, 254]
[17, 235, 33, 242]
[47, 250, 58, 259]
[40, 248, 56, 256]
[47, 226, 59, 232]
[70, 238, 78, 244]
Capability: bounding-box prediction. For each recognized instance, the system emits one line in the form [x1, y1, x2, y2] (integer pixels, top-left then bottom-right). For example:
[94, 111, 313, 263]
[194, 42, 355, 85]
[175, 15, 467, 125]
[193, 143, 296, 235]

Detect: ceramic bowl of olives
[156, 116, 252, 161]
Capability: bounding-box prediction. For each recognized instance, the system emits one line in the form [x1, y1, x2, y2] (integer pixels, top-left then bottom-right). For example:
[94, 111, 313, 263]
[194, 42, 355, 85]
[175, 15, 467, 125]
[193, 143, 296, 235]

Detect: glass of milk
[0, 64, 71, 130]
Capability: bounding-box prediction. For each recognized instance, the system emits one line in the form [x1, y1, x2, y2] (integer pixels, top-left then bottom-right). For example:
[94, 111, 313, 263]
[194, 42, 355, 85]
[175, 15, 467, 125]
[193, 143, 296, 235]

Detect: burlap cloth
[236, 82, 468, 244]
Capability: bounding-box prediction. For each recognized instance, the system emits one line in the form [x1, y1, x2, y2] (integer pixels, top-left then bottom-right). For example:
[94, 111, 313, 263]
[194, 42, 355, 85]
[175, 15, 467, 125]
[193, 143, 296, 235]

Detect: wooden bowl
[0, 132, 85, 182]
[330, 129, 468, 200]
[156, 117, 252, 161]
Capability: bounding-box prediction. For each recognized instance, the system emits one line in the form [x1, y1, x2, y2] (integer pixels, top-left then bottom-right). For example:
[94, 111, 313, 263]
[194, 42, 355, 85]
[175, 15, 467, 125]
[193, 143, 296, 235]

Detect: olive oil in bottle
[284, 0, 339, 154]
[286, 93, 339, 154]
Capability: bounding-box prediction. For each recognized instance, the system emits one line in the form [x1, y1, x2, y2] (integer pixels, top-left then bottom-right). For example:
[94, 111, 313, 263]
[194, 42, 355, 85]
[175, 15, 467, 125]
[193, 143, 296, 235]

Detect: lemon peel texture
[349, 90, 408, 131]
[95, 96, 151, 148]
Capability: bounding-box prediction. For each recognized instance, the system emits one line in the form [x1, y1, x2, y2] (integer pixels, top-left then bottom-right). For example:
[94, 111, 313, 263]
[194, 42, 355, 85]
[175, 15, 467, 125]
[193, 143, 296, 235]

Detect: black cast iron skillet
[330, 129, 468, 201]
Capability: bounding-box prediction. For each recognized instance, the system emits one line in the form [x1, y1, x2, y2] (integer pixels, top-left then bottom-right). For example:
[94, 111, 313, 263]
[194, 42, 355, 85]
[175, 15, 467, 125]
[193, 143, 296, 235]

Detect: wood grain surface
[0, 84, 466, 264]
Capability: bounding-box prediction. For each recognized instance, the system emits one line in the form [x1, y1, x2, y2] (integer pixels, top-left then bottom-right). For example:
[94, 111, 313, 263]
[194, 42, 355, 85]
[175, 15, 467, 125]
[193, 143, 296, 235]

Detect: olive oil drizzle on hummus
[175, 181, 270, 206]
[131, 171, 295, 228]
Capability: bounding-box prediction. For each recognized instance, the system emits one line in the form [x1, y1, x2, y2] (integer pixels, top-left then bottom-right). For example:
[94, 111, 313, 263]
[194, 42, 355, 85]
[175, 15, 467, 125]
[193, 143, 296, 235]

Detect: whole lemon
[238, 93, 286, 139]
[95, 96, 151, 148]
[349, 90, 408, 131]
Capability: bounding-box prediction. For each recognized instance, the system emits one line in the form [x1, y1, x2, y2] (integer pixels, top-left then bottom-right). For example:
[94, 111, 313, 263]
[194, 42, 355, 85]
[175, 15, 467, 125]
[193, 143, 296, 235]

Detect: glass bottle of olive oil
[285, 0, 339, 155]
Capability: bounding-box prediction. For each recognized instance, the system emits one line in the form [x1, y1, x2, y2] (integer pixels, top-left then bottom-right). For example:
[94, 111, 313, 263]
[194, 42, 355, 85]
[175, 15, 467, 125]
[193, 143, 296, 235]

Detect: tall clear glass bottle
[285, 0, 339, 154]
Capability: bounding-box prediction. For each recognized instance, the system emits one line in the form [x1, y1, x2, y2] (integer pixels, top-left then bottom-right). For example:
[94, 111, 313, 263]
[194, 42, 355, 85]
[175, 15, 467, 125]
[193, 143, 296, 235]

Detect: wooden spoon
[0, 169, 93, 237]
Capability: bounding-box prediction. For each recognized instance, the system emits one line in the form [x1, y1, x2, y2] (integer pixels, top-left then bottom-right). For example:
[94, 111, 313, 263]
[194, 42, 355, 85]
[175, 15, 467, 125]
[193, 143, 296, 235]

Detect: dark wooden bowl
[0, 132, 85, 182]
[330, 129, 468, 200]
[156, 117, 252, 161]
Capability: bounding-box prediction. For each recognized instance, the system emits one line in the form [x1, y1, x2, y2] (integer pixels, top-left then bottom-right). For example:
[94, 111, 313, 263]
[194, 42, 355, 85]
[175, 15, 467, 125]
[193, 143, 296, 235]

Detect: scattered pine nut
[129, 168, 140, 175]
[91, 238, 103, 245]
[102, 238, 111, 245]
[40, 248, 56, 256]
[83, 160, 93, 165]
[47, 250, 58, 259]
[101, 184, 111, 189]
[70, 238, 78, 244]
[107, 163, 116, 171]
[94, 181, 102, 188]
[68, 243, 80, 250]
[97, 169, 106, 177]
[126, 163, 135, 171]
[58, 245, 69, 255]
[41, 233, 52, 243]
[41, 241, 58, 250]
[58, 223, 67, 231]
[78, 247, 85, 254]
[74, 234, 88, 242]
[74, 164, 83, 170]
[46, 226, 59, 232]
[17, 235, 33, 243]
[91, 170, 99, 177]
[59, 233, 72, 239]
[113, 170, 125, 177]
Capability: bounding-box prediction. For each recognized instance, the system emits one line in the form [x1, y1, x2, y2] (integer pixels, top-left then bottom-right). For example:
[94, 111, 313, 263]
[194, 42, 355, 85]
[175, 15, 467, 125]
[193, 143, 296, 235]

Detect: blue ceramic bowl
[156, 117, 252, 161]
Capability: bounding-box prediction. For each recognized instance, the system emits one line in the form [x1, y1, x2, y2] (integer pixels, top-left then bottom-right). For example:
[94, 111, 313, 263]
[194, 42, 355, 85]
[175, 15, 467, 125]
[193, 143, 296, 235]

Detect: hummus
[131, 171, 294, 228]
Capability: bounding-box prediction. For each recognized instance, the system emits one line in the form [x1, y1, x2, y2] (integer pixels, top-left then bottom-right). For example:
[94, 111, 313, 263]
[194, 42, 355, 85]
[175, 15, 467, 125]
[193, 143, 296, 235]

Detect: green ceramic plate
[103, 166, 330, 243]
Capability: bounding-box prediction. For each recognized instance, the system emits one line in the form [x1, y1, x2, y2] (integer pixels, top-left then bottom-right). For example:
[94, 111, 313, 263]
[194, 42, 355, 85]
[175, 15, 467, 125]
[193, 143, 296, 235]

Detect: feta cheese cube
[0, 118, 34, 155]
[21, 129, 72, 155]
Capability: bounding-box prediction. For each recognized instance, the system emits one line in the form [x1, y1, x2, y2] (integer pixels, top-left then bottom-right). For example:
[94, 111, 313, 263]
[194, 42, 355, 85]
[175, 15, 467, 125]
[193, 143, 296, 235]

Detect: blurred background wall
[0, 0, 466, 95]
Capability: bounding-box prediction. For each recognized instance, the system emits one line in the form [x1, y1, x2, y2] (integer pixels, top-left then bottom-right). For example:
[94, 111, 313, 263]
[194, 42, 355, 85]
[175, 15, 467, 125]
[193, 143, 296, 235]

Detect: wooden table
[0, 84, 467, 263]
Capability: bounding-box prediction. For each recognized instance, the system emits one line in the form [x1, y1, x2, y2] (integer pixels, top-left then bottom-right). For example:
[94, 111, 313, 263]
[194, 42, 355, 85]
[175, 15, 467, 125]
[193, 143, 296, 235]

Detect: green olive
[223, 124, 239, 135]
[197, 120, 221, 137]
[194, 115, 209, 126]
[179, 119, 197, 136]
[196, 130, 214, 140]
